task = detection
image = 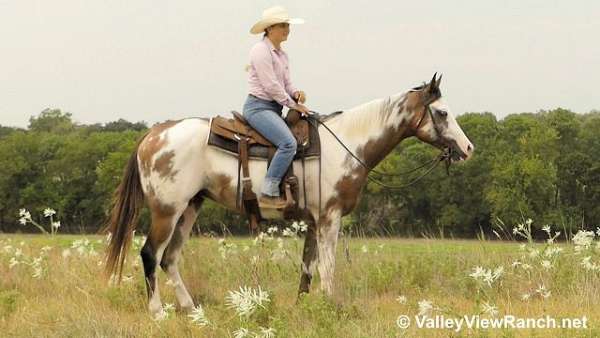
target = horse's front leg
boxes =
[298,218,318,295]
[317,209,342,296]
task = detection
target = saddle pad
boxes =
[207,118,321,160]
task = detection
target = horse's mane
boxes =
[322,91,407,129]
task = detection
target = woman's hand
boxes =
[295,103,311,117]
[293,91,306,104]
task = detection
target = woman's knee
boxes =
[280,137,297,152]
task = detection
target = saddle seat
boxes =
[207,110,320,159]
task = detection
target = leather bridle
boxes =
[306,99,453,191]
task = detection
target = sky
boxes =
[1,0,599,128]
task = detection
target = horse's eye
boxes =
[438,110,448,117]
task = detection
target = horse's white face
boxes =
[411,75,474,161]
[424,98,474,161]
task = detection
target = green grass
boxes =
[1,233,599,337]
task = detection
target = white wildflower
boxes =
[541,260,552,270]
[282,228,295,237]
[528,249,539,258]
[9,257,20,268]
[541,225,551,234]
[188,304,210,327]
[521,293,531,301]
[225,286,270,318]
[258,327,276,338]
[544,246,563,257]
[396,295,407,304]
[536,284,551,299]
[18,209,32,220]
[481,302,498,317]
[519,244,526,251]
[417,299,433,316]
[51,221,61,229]
[41,246,52,252]
[572,230,595,252]
[361,245,368,253]
[163,303,175,313]
[233,328,250,338]
[581,256,600,271]
[470,266,485,279]
[291,221,308,233]
[267,226,278,234]
[32,266,43,278]
[43,208,56,217]
[469,265,503,287]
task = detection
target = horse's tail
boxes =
[103,133,148,281]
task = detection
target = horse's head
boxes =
[406,73,474,161]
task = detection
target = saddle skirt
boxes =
[207,110,321,159]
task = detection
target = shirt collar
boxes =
[263,37,283,54]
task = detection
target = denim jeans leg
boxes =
[243,99,297,197]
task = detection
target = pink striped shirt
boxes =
[247,37,299,109]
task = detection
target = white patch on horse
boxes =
[140,119,209,206]
[317,208,342,295]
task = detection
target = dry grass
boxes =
[0,234,599,337]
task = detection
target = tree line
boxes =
[1,107,599,237]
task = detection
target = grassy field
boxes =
[1,228,600,337]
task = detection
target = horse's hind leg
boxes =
[140,202,185,318]
[160,196,203,312]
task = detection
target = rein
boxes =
[306,103,452,190]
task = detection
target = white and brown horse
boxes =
[104,74,474,316]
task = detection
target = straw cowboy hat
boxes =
[250,6,304,34]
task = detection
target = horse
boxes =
[104,74,474,317]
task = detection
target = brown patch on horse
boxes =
[138,120,181,178]
[146,185,177,216]
[322,167,369,218]
[205,174,238,210]
[146,186,178,250]
[154,150,178,180]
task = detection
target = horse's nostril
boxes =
[467,144,473,152]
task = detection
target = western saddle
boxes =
[207,110,321,231]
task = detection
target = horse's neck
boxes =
[327,93,411,168]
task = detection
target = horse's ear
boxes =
[421,72,441,103]
[436,73,443,89]
[428,73,437,91]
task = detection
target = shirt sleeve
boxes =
[250,44,298,109]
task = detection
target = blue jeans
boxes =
[243,95,297,197]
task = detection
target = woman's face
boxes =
[267,23,290,43]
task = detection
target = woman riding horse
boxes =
[243,6,311,209]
